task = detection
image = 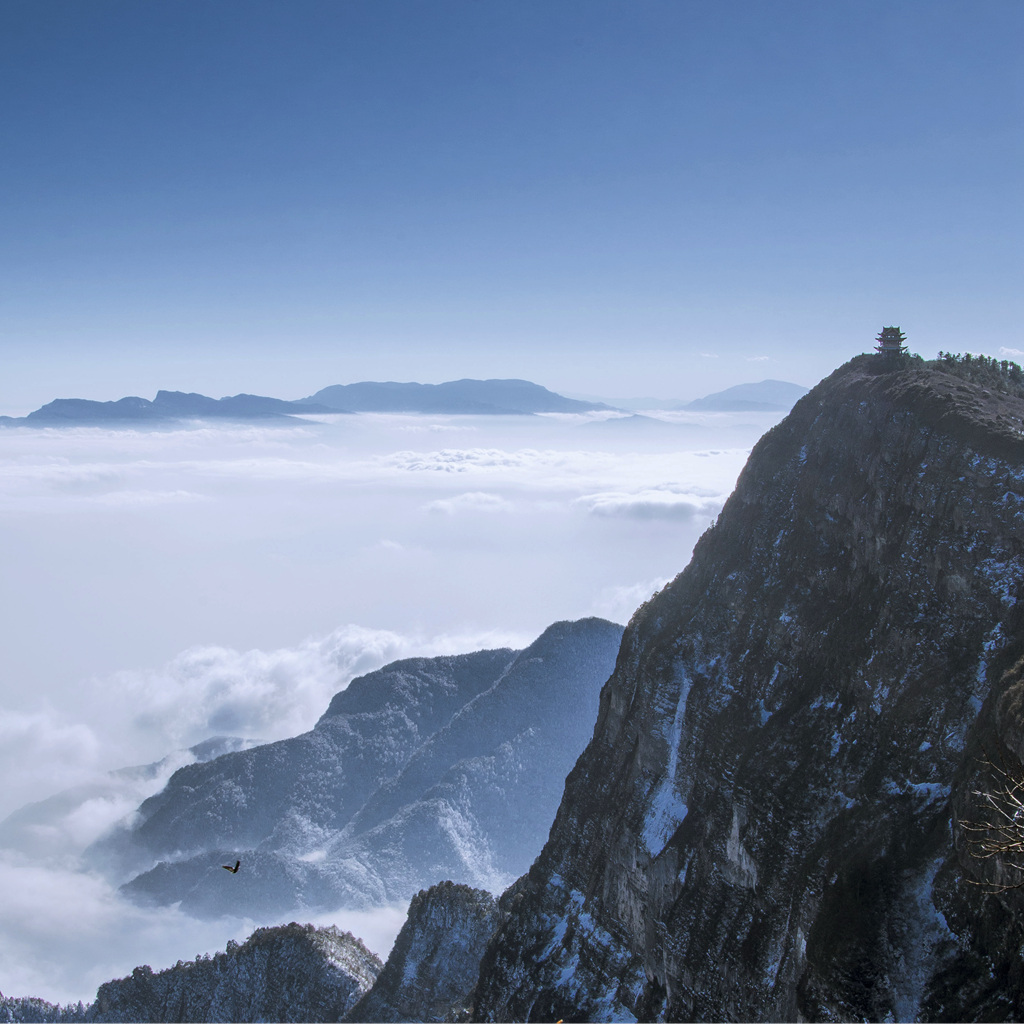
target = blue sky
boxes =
[1,1,1021,411]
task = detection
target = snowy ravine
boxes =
[464,356,1024,1021]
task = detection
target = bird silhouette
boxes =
[222,860,240,874]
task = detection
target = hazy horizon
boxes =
[3,2,1021,414]
[0,371,802,420]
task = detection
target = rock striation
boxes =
[345,882,501,1023]
[466,356,1024,1021]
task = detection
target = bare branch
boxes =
[960,747,1024,893]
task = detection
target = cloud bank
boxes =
[0,849,407,1006]
[0,408,777,1006]
[576,488,725,521]
[1,623,532,820]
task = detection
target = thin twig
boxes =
[961,747,1024,892]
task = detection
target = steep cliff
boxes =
[346,882,501,1023]
[470,356,1024,1022]
[85,923,380,1023]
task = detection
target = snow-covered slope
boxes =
[93,619,622,918]
[0,923,379,1024]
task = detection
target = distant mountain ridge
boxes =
[0,379,615,425]
[564,378,808,412]
[682,378,809,411]
[5,391,333,425]
[298,378,613,415]
[1,377,808,425]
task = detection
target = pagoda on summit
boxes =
[875,325,907,358]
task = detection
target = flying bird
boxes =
[222,860,240,874]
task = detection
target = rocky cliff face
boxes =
[346,882,501,1023]
[93,618,623,918]
[85,923,379,1023]
[469,357,1024,1022]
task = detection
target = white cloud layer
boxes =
[0,848,407,1006]
[0,710,101,806]
[0,408,777,1006]
[109,624,531,755]
[424,491,514,514]
[0,623,532,820]
[575,488,724,520]
[0,413,767,815]
[0,620,518,1006]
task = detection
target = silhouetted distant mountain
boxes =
[298,379,614,415]
[563,380,808,412]
[683,378,808,411]
[3,380,616,425]
[12,391,334,425]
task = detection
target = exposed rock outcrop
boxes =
[346,882,501,1022]
[467,356,1024,1021]
[86,923,380,1023]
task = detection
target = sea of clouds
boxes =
[0,406,782,1004]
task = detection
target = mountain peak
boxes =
[467,352,1024,1021]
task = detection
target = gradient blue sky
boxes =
[1,1,1021,412]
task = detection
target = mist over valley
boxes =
[0,381,784,1005]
